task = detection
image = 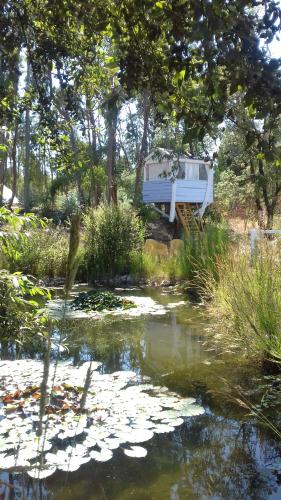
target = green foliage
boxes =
[178,225,231,287]
[138,203,161,223]
[0,270,50,341]
[71,290,135,312]
[207,243,281,363]
[84,203,145,279]
[130,224,230,290]
[217,96,281,228]
[56,190,80,218]
[1,227,69,279]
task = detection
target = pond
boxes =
[1,287,281,499]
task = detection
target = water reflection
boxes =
[1,290,281,499]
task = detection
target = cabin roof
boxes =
[145,148,208,164]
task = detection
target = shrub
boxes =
[56,190,80,218]
[0,270,50,341]
[2,227,69,279]
[207,242,281,363]
[84,203,145,279]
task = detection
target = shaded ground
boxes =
[146,218,179,243]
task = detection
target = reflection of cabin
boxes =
[142,150,214,232]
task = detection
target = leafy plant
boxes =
[1,227,69,279]
[0,270,50,341]
[71,290,136,312]
[84,203,144,279]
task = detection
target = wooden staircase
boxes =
[175,203,202,236]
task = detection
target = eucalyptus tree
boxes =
[218,100,281,228]
[1,0,281,209]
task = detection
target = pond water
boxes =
[1,287,281,499]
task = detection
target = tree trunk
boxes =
[266,207,274,230]
[87,99,98,206]
[133,91,150,208]
[0,129,7,206]
[24,61,31,211]
[106,104,118,204]
[7,121,19,209]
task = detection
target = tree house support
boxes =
[175,202,202,236]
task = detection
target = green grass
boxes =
[206,241,281,363]
[1,228,69,279]
[130,224,230,288]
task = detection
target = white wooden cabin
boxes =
[142,150,214,226]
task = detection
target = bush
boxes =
[207,242,281,363]
[56,190,80,218]
[84,203,145,279]
[0,270,50,341]
[2,227,69,279]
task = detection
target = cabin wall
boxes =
[175,180,208,203]
[143,179,210,204]
[143,180,172,203]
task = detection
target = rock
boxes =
[144,239,169,259]
[169,239,184,256]
[127,275,136,285]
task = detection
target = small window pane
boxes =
[199,163,208,181]
[177,162,185,179]
[186,163,199,180]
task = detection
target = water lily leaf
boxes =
[153,424,175,434]
[174,402,204,417]
[0,359,204,473]
[28,465,57,479]
[123,446,147,458]
[90,448,113,462]
[118,429,154,444]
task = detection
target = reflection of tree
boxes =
[0,472,49,499]
[54,316,147,374]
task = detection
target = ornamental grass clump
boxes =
[179,224,231,287]
[84,203,144,280]
[207,241,281,363]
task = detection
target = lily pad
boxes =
[123,446,147,458]
[0,359,204,478]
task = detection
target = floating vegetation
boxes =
[47,295,171,320]
[71,290,136,312]
[0,360,204,479]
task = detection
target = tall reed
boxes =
[206,241,281,363]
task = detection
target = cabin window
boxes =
[199,163,208,181]
[185,163,199,180]
[177,162,185,179]
[145,166,149,181]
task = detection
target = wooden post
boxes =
[169,181,176,222]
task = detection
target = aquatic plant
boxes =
[71,290,136,312]
[0,359,204,479]
[48,294,171,320]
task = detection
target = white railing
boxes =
[249,229,281,257]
